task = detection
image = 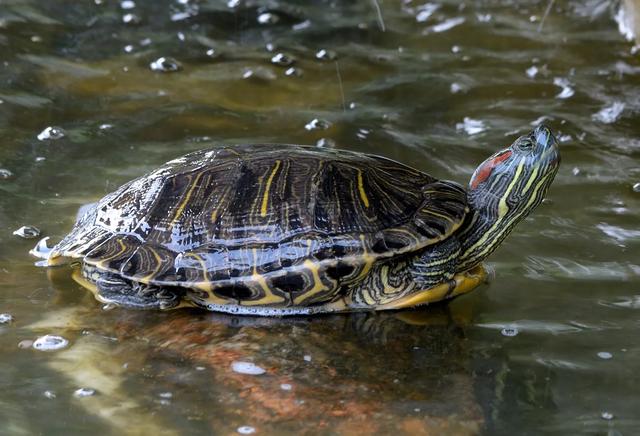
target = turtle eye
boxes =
[518,138,534,151]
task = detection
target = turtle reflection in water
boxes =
[27,293,483,434]
[33,125,560,314]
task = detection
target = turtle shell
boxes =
[50,145,468,307]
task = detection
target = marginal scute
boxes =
[53,144,469,307]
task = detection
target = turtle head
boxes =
[458,124,560,270]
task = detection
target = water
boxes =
[1,0,639,434]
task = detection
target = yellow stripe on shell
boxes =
[93,238,129,269]
[171,171,205,226]
[293,260,329,304]
[355,234,376,280]
[243,248,285,305]
[260,160,281,217]
[356,169,370,208]
[137,246,164,284]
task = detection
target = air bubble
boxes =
[597,351,613,360]
[271,53,294,66]
[284,67,302,77]
[356,128,371,140]
[456,117,486,136]
[553,77,574,99]
[593,102,625,124]
[231,361,266,375]
[37,126,66,141]
[74,388,96,398]
[43,390,56,399]
[305,118,331,131]
[280,383,292,391]
[0,313,13,324]
[450,82,464,93]
[13,226,41,239]
[120,0,135,9]
[237,426,256,435]
[316,138,335,148]
[242,68,276,81]
[601,411,614,420]
[257,12,279,25]
[122,13,141,24]
[33,335,69,351]
[150,57,182,72]
[0,169,14,180]
[631,182,640,193]
[315,49,336,61]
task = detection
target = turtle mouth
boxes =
[533,124,560,166]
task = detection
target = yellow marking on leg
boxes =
[377,265,487,310]
[356,169,370,208]
[260,160,281,217]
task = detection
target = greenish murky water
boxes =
[1,0,640,434]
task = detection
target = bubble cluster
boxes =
[501,327,519,337]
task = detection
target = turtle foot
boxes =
[95,275,182,310]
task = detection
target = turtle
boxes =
[33,124,560,316]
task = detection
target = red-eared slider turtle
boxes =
[34,125,560,315]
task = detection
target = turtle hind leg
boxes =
[94,273,183,310]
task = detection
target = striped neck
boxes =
[456,194,520,272]
[456,125,560,271]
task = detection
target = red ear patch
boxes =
[470,150,512,189]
